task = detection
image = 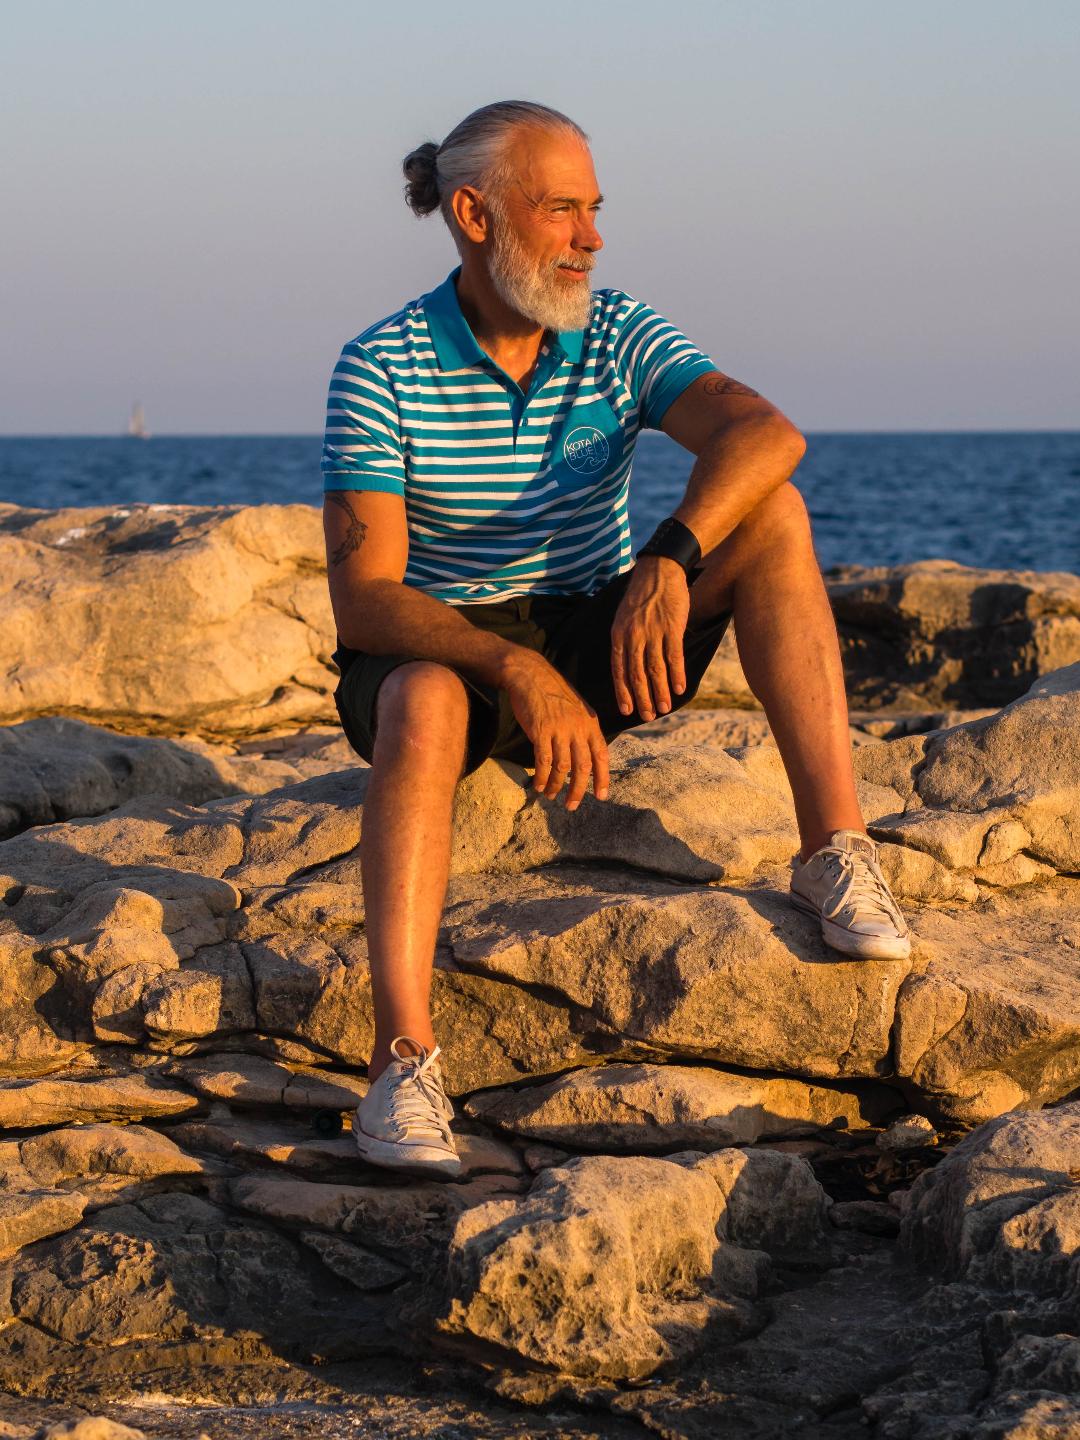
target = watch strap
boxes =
[636,516,703,574]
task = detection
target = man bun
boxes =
[402,142,441,217]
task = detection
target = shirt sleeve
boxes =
[320,340,407,495]
[613,295,719,431]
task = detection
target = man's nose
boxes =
[575,215,603,253]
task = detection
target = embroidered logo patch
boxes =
[562,425,611,475]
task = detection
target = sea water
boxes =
[1,431,1077,573]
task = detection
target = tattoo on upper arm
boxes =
[703,373,761,399]
[326,491,369,567]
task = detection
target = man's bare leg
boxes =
[361,661,469,1080]
[687,481,865,861]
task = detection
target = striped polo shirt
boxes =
[321,264,718,604]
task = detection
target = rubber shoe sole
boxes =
[352,1120,463,1179]
[790,891,912,961]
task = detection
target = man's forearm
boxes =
[333,577,530,689]
[672,414,806,555]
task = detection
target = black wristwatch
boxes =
[636,516,703,579]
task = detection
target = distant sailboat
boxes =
[127,401,151,439]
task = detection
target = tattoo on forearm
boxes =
[326,491,369,566]
[703,373,761,399]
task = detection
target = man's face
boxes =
[485,129,604,335]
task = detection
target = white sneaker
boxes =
[790,829,911,961]
[353,1036,462,1178]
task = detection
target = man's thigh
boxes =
[332,647,504,776]
[491,571,733,763]
[332,598,543,777]
[331,574,732,777]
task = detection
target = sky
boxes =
[2,0,1078,434]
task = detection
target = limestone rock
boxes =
[438,1155,753,1379]
[966,1394,1080,1439]
[36,1421,152,1440]
[488,738,799,883]
[0,1191,395,1374]
[633,706,874,750]
[0,932,88,1078]
[992,1334,1080,1412]
[0,502,338,735]
[13,1122,209,1189]
[3,504,1075,738]
[0,1190,88,1259]
[852,707,999,740]
[174,724,363,792]
[465,1062,902,1150]
[683,1145,832,1254]
[202,769,366,889]
[901,1101,1080,1296]
[139,943,256,1043]
[828,1199,900,1236]
[0,1073,200,1130]
[877,1114,938,1153]
[240,925,593,1094]
[166,1113,356,1172]
[632,708,775,748]
[859,667,1080,904]
[914,665,1080,874]
[522,1143,572,1173]
[450,863,1080,1123]
[437,1149,827,1379]
[875,841,979,904]
[0,780,597,1089]
[0,716,362,841]
[453,1132,528,1177]
[167,1112,520,1180]
[851,733,929,805]
[894,878,1080,1122]
[0,718,235,840]
[3,682,1079,1122]
[229,1173,521,1268]
[163,1052,370,1111]
[827,559,1080,709]
[296,1230,408,1291]
[696,628,754,705]
[445,866,909,1079]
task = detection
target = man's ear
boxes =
[450,184,491,244]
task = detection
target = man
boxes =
[321,100,908,1179]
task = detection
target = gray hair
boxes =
[402,100,590,254]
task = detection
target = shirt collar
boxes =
[424,264,585,371]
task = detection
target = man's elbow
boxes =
[729,407,806,468]
[766,410,807,466]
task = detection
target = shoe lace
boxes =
[384,1040,453,1143]
[821,849,907,931]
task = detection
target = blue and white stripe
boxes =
[321,263,717,604]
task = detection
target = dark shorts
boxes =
[331,569,732,777]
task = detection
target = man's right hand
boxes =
[501,652,610,811]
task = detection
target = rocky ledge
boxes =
[2,502,1078,735]
[0,504,1077,1439]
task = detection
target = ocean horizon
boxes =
[2,430,1078,574]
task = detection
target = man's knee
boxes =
[373,661,470,764]
[742,481,813,547]
[718,482,815,579]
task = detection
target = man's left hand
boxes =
[610,557,691,721]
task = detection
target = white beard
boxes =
[486,201,595,335]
